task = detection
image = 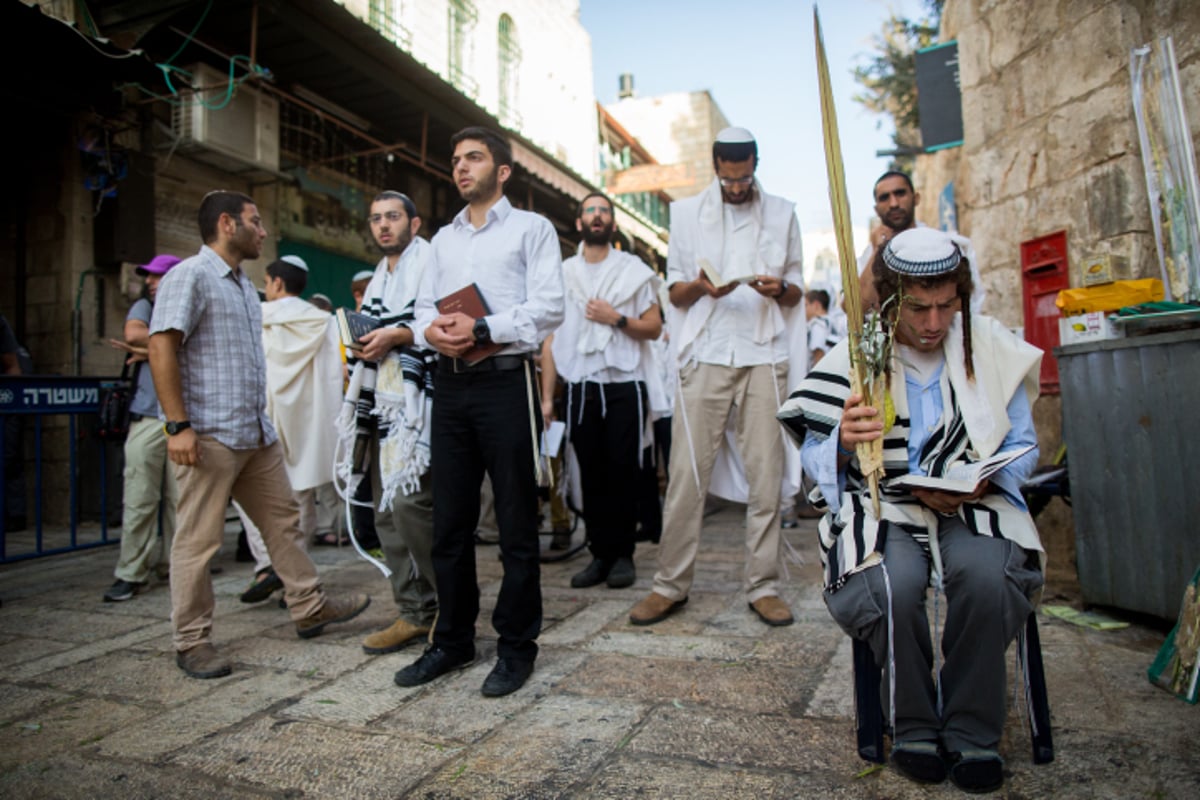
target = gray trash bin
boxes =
[1057,327,1200,621]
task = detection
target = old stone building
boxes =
[913,0,1199,578]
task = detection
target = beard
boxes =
[460,165,499,203]
[376,226,413,256]
[580,220,614,245]
[720,184,755,206]
[230,220,262,261]
[883,206,915,231]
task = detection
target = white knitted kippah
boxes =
[882,227,961,276]
[281,254,309,271]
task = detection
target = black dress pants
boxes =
[567,380,646,562]
[430,364,542,662]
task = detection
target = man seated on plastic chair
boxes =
[778,228,1045,794]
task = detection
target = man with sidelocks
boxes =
[778,227,1043,794]
[399,127,563,697]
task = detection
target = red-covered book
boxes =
[436,282,503,366]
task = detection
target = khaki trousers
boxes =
[653,362,787,602]
[171,438,323,651]
[114,417,177,583]
[370,433,437,627]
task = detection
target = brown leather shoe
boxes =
[749,595,794,627]
[296,592,370,639]
[362,618,431,655]
[629,592,687,626]
[176,642,232,679]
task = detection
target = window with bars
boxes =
[498,14,522,127]
[368,0,412,49]
[448,0,479,96]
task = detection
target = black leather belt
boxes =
[128,413,146,422]
[438,354,532,374]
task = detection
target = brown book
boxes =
[436,282,504,366]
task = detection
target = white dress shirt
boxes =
[689,203,804,367]
[413,196,564,355]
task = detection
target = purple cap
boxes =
[136,254,181,276]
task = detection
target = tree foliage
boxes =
[853,0,944,171]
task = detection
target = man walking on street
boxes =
[149,190,369,680]
[628,127,805,628]
[540,192,664,591]
[341,190,439,657]
[399,127,563,697]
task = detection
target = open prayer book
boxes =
[699,259,757,289]
[335,308,381,353]
[892,444,1036,493]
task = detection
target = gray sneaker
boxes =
[103,579,144,602]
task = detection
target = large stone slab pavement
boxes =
[1,503,1196,798]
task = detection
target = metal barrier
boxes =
[0,375,128,563]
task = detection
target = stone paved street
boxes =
[1,503,1197,799]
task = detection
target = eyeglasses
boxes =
[368,211,405,224]
[718,176,755,187]
[582,205,612,216]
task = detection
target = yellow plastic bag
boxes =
[1056,279,1164,315]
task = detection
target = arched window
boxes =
[498,14,522,127]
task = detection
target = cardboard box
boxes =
[1059,312,1122,346]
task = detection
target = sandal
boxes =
[313,531,350,547]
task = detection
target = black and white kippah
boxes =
[881,227,962,276]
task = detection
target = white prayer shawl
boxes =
[665,178,808,503]
[553,249,668,416]
[777,314,1045,590]
[335,239,433,510]
[262,296,342,491]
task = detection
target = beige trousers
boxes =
[114,417,177,583]
[171,438,323,651]
[652,362,787,602]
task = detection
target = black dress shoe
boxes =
[570,558,612,588]
[891,741,947,784]
[480,657,534,697]
[394,645,474,687]
[606,557,636,588]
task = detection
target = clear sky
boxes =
[579,0,933,271]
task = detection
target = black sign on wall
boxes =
[915,41,963,151]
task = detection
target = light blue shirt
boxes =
[801,361,1038,514]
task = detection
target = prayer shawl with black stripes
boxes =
[336,240,434,511]
[777,313,1044,591]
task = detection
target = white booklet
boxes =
[699,259,756,289]
[892,444,1035,493]
[540,420,566,458]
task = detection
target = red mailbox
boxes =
[1020,231,1069,393]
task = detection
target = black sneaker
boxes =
[480,657,534,697]
[103,579,144,602]
[570,558,612,588]
[394,645,474,687]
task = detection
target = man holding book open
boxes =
[777,227,1044,794]
[402,126,564,698]
[335,190,439,658]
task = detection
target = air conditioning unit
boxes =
[171,62,280,173]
